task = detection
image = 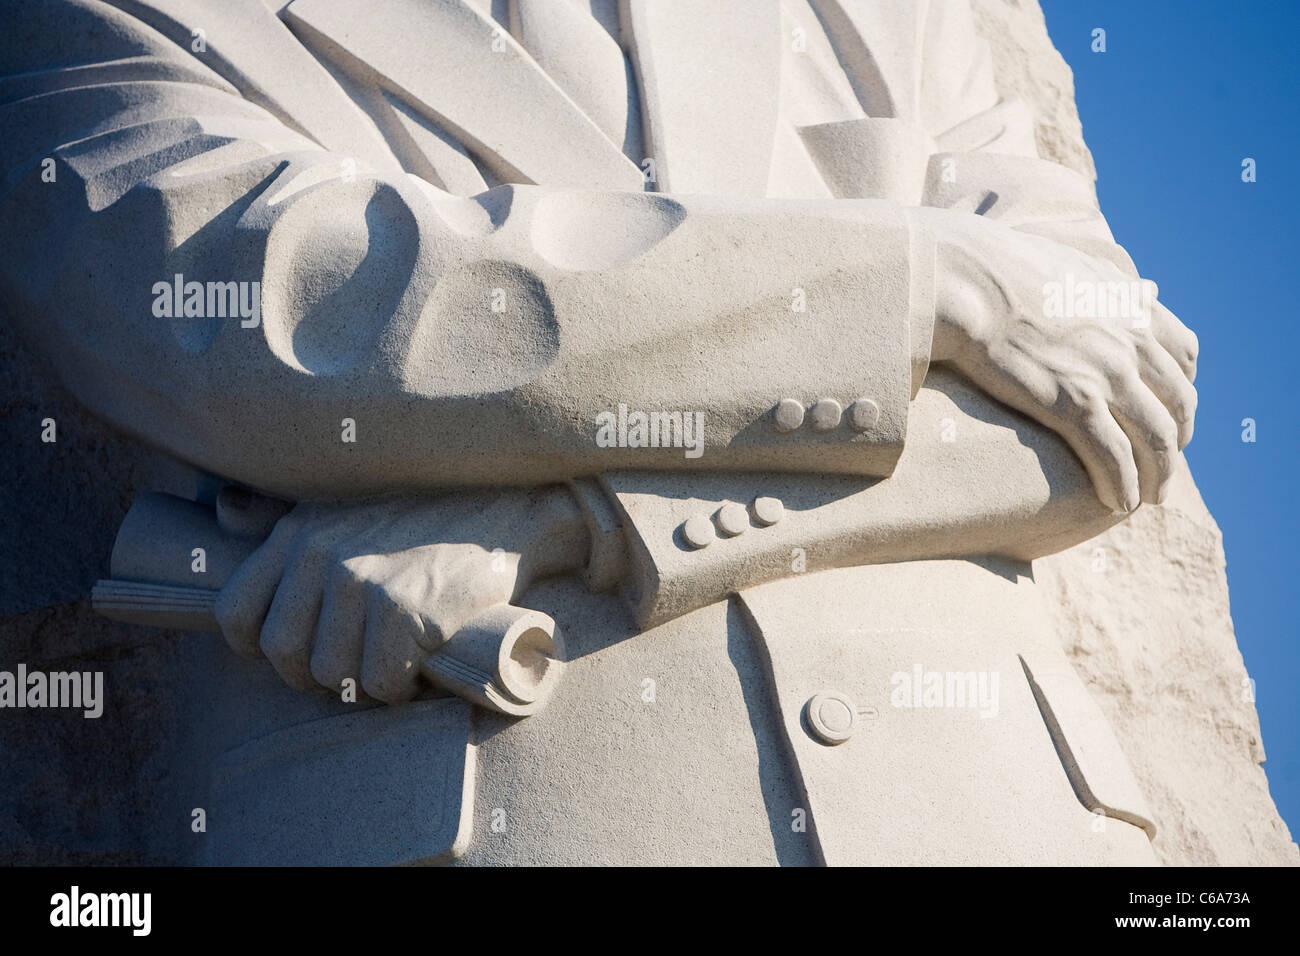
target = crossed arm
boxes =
[2,0,1197,701]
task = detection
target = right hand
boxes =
[930,215,1198,513]
[212,489,587,703]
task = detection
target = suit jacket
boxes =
[1,0,1162,863]
[0,0,1135,624]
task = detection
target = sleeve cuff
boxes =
[904,206,938,399]
[565,477,628,594]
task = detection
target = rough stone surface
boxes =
[971,0,1097,183]
[0,321,199,864]
[0,0,1292,865]
[970,0,1297,866]
[1037,465,1299,865]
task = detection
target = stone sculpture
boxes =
[2,0,1285,865]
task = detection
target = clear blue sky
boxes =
[1041,1,1299,837]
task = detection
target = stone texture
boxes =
[971,0,1098,183]
[969,0,1297,865]
[0,0,1291,866]
[0,322,201,864]
[1036,462,1299,865]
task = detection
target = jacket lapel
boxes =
[806,0,927,121]
[285,0,643,190]
[622,0,783,196]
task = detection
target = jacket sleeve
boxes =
[595,0,1131,627]
[0,0,937,500]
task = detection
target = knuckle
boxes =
[259,630,288,664]
[1055,377,1102,419]
[1149,420,1178,454]
[308,655,329,688]
[1078,397,1114,437]
[329,560,365,597]
[1124,417,1175,459]
[258,615,297,663]
[364,578,395,613]
[213,594,260,657]
[343,553,381,584]
[377,578,422,625]
[360,668,408,704]
[212,588,240,633]
[1126,396,1177,453]
[309,649,347,690]
[299,537,331,566]
[271,510,310,544]
[1131,325,1159,350]
[1171,386,1197,427]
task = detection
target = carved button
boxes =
[751,496,784,526]
[848,398,881,432]
[682,514,716,550]
[805,692,857,746]
[808,398,842,432]
[715,502,749,537]
[773,398,805,432]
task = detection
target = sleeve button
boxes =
[715,502,749,536]
[808,398,842,431]
[773,398,806,432]
[682,514,716,549]
[848,398,881,431]
[751,496,784,526]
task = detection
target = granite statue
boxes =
[1,0,1210,865]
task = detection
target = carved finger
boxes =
[1149,301,1198,383]
[1136,335,1198,448]
[309,563,368,694]
[360,584,426,703]
[259,545,332,691]
[1109,376,1180,505]
[951,348,1137,513]
[1055,399,1141,514]
[212,507,310,659]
